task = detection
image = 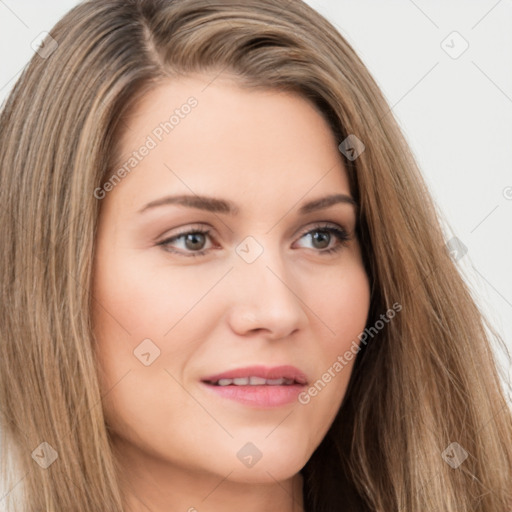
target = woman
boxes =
[0,0,511,511]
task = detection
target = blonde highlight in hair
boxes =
[1,0,511,510]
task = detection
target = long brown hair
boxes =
[1,0,511,510]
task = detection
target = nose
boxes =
[225,248,309,339]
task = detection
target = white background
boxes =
[1,0,511,392]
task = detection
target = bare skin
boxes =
[91,73,371,512]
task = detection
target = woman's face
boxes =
[92,74,370,490]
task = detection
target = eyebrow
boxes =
[137,193,357,215]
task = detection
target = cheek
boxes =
[90,249,230,403]
[90,253,217,440]
[312,258,371,342]
[298,259,370,421]
[92,250,219,341]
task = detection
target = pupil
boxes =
[313,231,330,249]
[185,233,205,250]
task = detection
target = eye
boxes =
[157,222,351,258]
[294,223,351,254]
[157,226,214,257]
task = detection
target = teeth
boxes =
[266,378,285,385]
[249,376,267,385]
[212,376,296,386]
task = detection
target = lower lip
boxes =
[201,382,305,408]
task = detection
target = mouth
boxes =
[203,376,304,386]
[201,364,308,386]
[200,365,308,408]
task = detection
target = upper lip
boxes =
[201,365,308,385]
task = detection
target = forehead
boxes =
[108,73,351,212]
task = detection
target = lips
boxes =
[201,365,308,386]
[200,364,308,408]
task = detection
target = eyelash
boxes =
[157,222,351,258]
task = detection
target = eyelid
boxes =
[157,223,214,242]
[294,221,350,240]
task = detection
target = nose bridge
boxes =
[236,235,290,294]
[227,237,308,336]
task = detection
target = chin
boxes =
[219,447,309,484]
